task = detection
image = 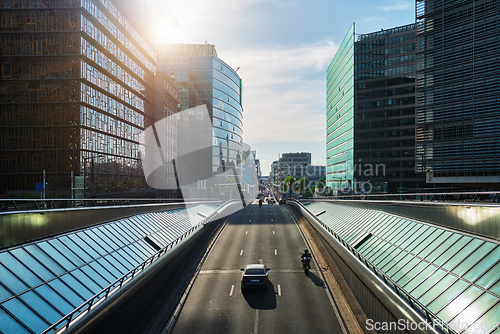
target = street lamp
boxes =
[82,154,103,198]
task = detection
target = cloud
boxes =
[221,41,337,147]
[382,1,411,11]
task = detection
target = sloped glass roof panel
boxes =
[403,264,436,291]
[426,279,469,312]
[2,297,49,334]
[451,292,498,332]
[463,247,500,283]
[0,252,42,288]
[47,279,85,307]
[19,291,64,324]
[34,285,74,315]
[437,285,483,322]
[0,308,31,334]
[0,264,29,294]
[393,257,422,283]
[452,242,496,276]
[462,301,500,334]
[59,273,94,300]
[433,236,472,266]
[425,233,461,261]
[489,279,500,296]
[441,239,483,271]
[9,248,54,282]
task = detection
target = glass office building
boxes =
[326,24,355,193]
[416,0,500,186]
[157,44,244,199]
[0,0,160,197]
[327,23,418,194]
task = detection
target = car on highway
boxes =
[241,264,270,290]
[279,199,286,205]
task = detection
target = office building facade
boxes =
[0,0,163,197]
[416,0,500,186]
[327,23,418,194]
[157,44,244,199]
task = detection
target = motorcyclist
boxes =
[259,199,262,207]
[301,248,312,269]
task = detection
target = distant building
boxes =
[0,0,169,197]
[416,0,500,187]
[279,152,311,183]
[326,23,418,194]
[156,44,244,199]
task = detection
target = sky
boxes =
[160,0,415,175]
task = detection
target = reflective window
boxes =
[463,247,500,283]
[19,291,63,323]
[25,245,65,275]
[0,264,29,294]
[436,285,482,322]
[9,249,53,281]
[37,242,76,271]
[34,285,74,314]
[47,279,85,308]
[0,308,31,334]
[0,253,42,287]
[462,301,500,334]
[451,242,496,276]
[2,297,49,334]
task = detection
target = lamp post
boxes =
[82,154,103,198]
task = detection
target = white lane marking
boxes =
[275,249,277,256]
[278,284,281,296]
[246,231,248,235]
[254,309,259,334]
[240,250,243,256]
[273,231,275,234]
[229,285,235,296]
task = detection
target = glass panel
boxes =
[415,271,453,301]
[379,250,408,271]
[416,230,451,258]
[25,245,65,275]
[400,226,429,249]
[80,265,108,289]
[59,236,93,263]
[0,252,42,287]
[117,249,138,266]
[0,284,12,301]
[60,273,94,300]
[357,237,379,254]
[405,264,436,292]
[48,239,85,267]
[397,261,426,287]
[117,221,141,240]
[107,224,133,244]
[74,232,106,256]
[34,285,74,314]
[97,258,121,279]
[0,264,28,294]
[0,308,31,334]
[462,301,500,334]
[105,255,127,274]
[441,239,483,271]
[426,280,469,311]
[89,262,116,283]
[367,243,394,263]
[2,297,49,333]
[452,242,496,276]
[464,247,500,282]
[89,230,116,251]
[476,262,500,289]
[19,291,63,323]
[406,227,437,254]
[425,233,461,261]
[37,242,76,271]
[449,292,497,329]
[69,270,102,295]
[10,249,55,281]
[437,285,483,322]
[387,253,415,278]
[433,236,472,266]
[98,226,125,247]
[489,279,500,296]
[393,223,421,247]
[47,279,85,308]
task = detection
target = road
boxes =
[170,202,346,334]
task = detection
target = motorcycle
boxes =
[259,199,262,207]
[300,253,311,275]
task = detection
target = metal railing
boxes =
[0,198,219,213]
[314,191,500,203]
[40,206,222,334]
[296,200,471,334]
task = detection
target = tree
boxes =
[297,177,313,198]
[316,178,326,193]
[282,176,295,195]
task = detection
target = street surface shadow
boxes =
[306,272,326,288]
[242,282,277,310]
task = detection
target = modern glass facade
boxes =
[354,24,418,194]
[0,204,218,333]
[306,201,500,334]
[326,24,355,193]
[157,44,244,199]
[0,0,159,197]
[416,0,500,185]
[327,23,418,194]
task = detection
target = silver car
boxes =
[241,264,270,290]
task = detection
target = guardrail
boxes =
[292,200,455,334]
[315,191,500,203]
[40,204,223,334]
[0,198,219,213]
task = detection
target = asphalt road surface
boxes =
[170,202,346,334]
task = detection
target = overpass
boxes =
[0,196,499,334]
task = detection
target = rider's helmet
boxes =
[304,248,309,253]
